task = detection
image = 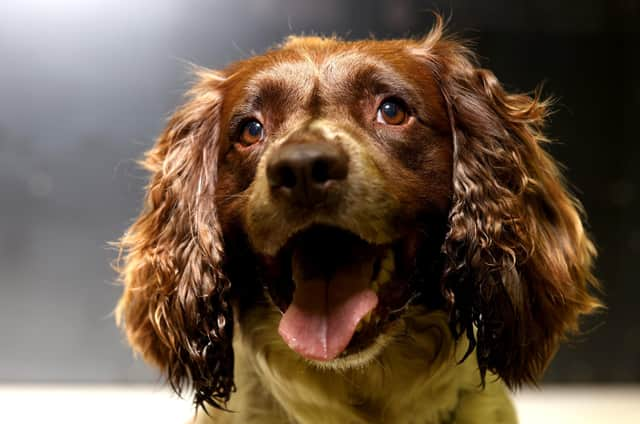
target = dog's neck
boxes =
[215,305,480,424]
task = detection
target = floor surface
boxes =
[0,385,637,423]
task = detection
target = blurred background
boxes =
[1,0,638,421]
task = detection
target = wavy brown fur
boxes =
[115,70,235,408]
[416,17,600,387]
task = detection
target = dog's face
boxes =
[117,20,599,409]
[216,39,453,363]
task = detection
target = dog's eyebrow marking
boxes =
[248,60,318,107]
[321,52,423,106]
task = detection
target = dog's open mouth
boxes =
[263,225,415,362]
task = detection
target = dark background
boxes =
[0,0,638,384]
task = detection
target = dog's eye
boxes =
[240,120,264,145]
[376,99,408,125]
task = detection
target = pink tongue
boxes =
[278,249,378,361]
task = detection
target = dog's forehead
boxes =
[243,47,418,104]
[253,50,389,82]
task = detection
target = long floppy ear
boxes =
[416,19,600,387]
[115,69,234,408]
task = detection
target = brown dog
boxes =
[116,17,599,423]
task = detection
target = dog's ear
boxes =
[115,69,234,408]
[415,18,600,387]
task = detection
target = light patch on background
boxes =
[0,385,638,423]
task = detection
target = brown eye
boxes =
[376,99,407,125]
[240,119,264,145]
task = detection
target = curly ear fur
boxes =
[417,19,600,387]
[115,70,235,408]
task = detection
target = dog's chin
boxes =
[259,224,420,368]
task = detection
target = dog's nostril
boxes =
[311,158,330,184]
[267,160,299,189]
[279,165,297,189]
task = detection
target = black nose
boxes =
[266,142,349,206]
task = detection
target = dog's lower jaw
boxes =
[193,305,518,424]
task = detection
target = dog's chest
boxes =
[233,309,467,424]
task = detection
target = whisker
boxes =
[389,292,421,314]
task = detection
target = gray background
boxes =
[0,0,637,384]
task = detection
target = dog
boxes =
[116,17,599,423]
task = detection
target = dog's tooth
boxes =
[371,279,379,292]
[382,249,395,272]
[378,269,392,285]
[356,321,363,332]
[362,311,372,323]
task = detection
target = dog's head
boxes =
[116,18,599,408]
